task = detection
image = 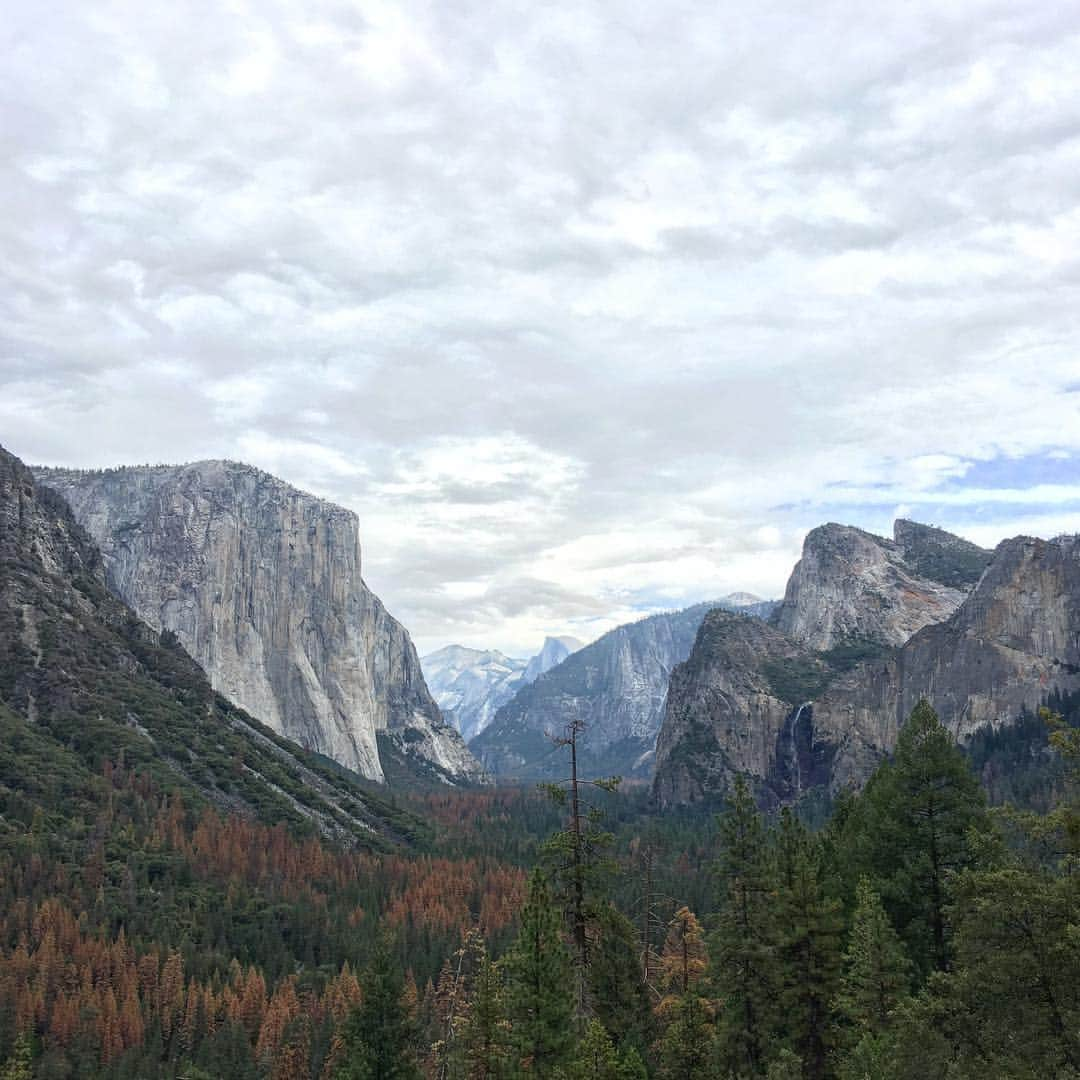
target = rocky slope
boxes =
[35,461,482,787]
[0,445,425,847]
[655,528,1080,807]
[422,636,582,742]
[471,603,719,780]
[770,520,991,651]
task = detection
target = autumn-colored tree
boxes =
[659,908,707,997]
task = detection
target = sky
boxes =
[3,0,1080,656]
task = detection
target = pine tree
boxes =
[562,1019,647,1080]
[541,717,620,1016]
[659,908,706,997]
[710,776,777,1077]
[774,827,844,1080]
[0,1033,32,1080]
[835,877,911,1035]
[848,700,988,976]
[459,956,509,1080]
[654,993,716,1080]
[335,936,420,1080]
[587,906,653,1056]
[503,870,576,1077]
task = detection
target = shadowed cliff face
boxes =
[471,603,717,781]
[35,462,482,786]
[770,520,992,651]
[655,529,1079,808]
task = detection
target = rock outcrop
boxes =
[1,445,424,845]
[652,610,830,807]
[471,603,718,780]
[812,533,1080,790]
[35,461,482,786]
[770,521,991,651]
[422,646,528,743]
[654,528,1080,807]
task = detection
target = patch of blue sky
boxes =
[937,451,1076,493]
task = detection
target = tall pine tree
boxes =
[840,700,988,976]
[336,936,421,1080]
[709,776,777,1077]
[503,870,576,1077]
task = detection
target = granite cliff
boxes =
[770,520,991,650]
[35,461,482,786]
[1,445,425,845]
[471,602,719,780]
[422,636,582,742]
[654,526,1080,807]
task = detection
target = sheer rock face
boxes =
[654,531,1079,807]
[35,461,482,785]
[652,611,827,808]
[472,603,716,780]
[770,521,991,651]
[813,533,1080,791]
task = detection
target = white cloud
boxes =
[2,0,1080,653]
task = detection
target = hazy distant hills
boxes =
[421,636,582,742]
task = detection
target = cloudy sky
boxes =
[3,0,1080,655]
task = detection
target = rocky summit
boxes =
[770,520,991,651]
[35,461,483,787]
[654,522,1080,807]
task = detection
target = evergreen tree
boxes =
[459,956,510,1080]
[541,718,621,1017]
[561,1020,647,1080]
[588,906,653,1056]
[0,1034,32,1080]
[775,829,843,1080]
[659,907,707,997]
[654,993,717,1080]
[503,870,576,1077]
[336,936,421,1080]
[710,776,777,1077]
[835,877,911,1035]
[841,700,988,976]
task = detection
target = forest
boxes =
[0,696,1077,1079]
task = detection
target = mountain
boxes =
[34,461,482,787]
[470,603,719,780]
[522,635,583,682]
[422,636,584,742]
[422,645,528,742]
[717,591,779,620]
[769,520,992,651]
[652,609,827,807]
[0,444,424,848]
[654,524,1080,808]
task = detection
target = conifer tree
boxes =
[843,700,988,976]
[654,993,716,1080]
[775,828,844,1080]
[459,955,509,1080]
[659,907,706,997]
[835,877,911,1035]
[588,906,653,1056]
[503,870,576,1077]
[562,1019,647,1080]
[336,936,420,1080]
[541,717,620,1016]
[709,776,777,1077]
